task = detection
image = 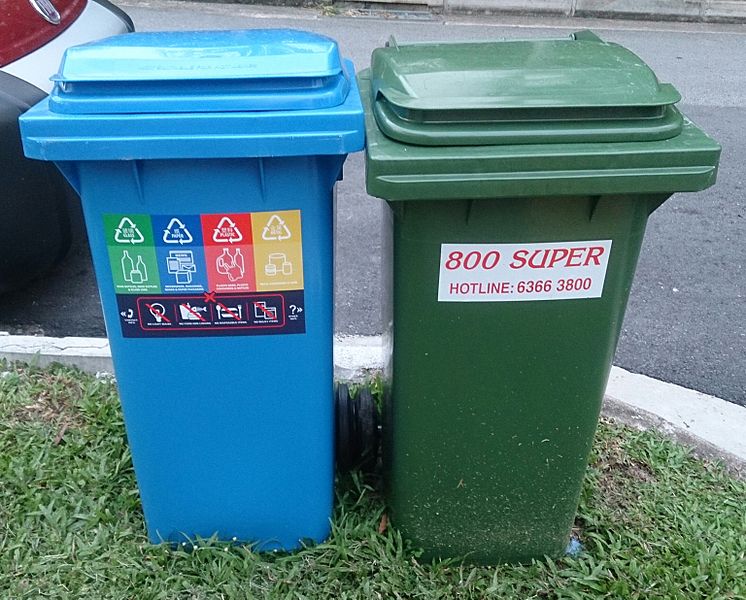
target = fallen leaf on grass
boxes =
[54,422,69,446]
[378,514,388,534]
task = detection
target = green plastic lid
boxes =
[370,31,684,146]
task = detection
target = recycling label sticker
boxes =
[104,210,305,338]
[437,241,612,302]
[104,214,160,294]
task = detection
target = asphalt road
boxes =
[1,1,744,405]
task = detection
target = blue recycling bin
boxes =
[20,29,364,548]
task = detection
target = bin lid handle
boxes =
[572,30,604,42]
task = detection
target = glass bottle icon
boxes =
[122,251,148,284]
[121,251,135,282]
[132,255,148,283]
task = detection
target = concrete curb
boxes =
[181,0,746,23]
[408,0,746,23]
[571,0,746,24]
[0,333,113,374]
[605,367,746,466]
[602,396,745,479]
[441,0,746,24]
[2,332,744,475]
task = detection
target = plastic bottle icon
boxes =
[217,248,231,267]
[233,248,244,277]
[216,248,245,282]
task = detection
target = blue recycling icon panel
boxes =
[152,214,204,247]
[155,246,209,293]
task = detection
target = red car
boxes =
[1,0,133,293]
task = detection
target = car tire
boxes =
[0,71,75,294]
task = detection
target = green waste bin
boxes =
[360,31,721,564]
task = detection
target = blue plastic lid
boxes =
[48,29,351,114]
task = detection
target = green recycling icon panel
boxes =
[104,213,156,246]
[108,246,161,294]
[104,210,306,337]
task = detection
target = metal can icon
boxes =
[265,252,292,277]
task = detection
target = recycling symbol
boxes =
[114,217,145,244]
[212,217,243,244]
[162,218,194,245]
[262,215,292,241]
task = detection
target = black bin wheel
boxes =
[335,383,379,473]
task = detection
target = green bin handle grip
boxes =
[572,30,604,42]
[386,31,600,49]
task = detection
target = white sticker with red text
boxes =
[438,240,612,302]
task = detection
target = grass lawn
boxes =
[1,361,744,599]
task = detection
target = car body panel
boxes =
[2,0,133,93]
[1,0,86,65]
[0,0,132,293]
